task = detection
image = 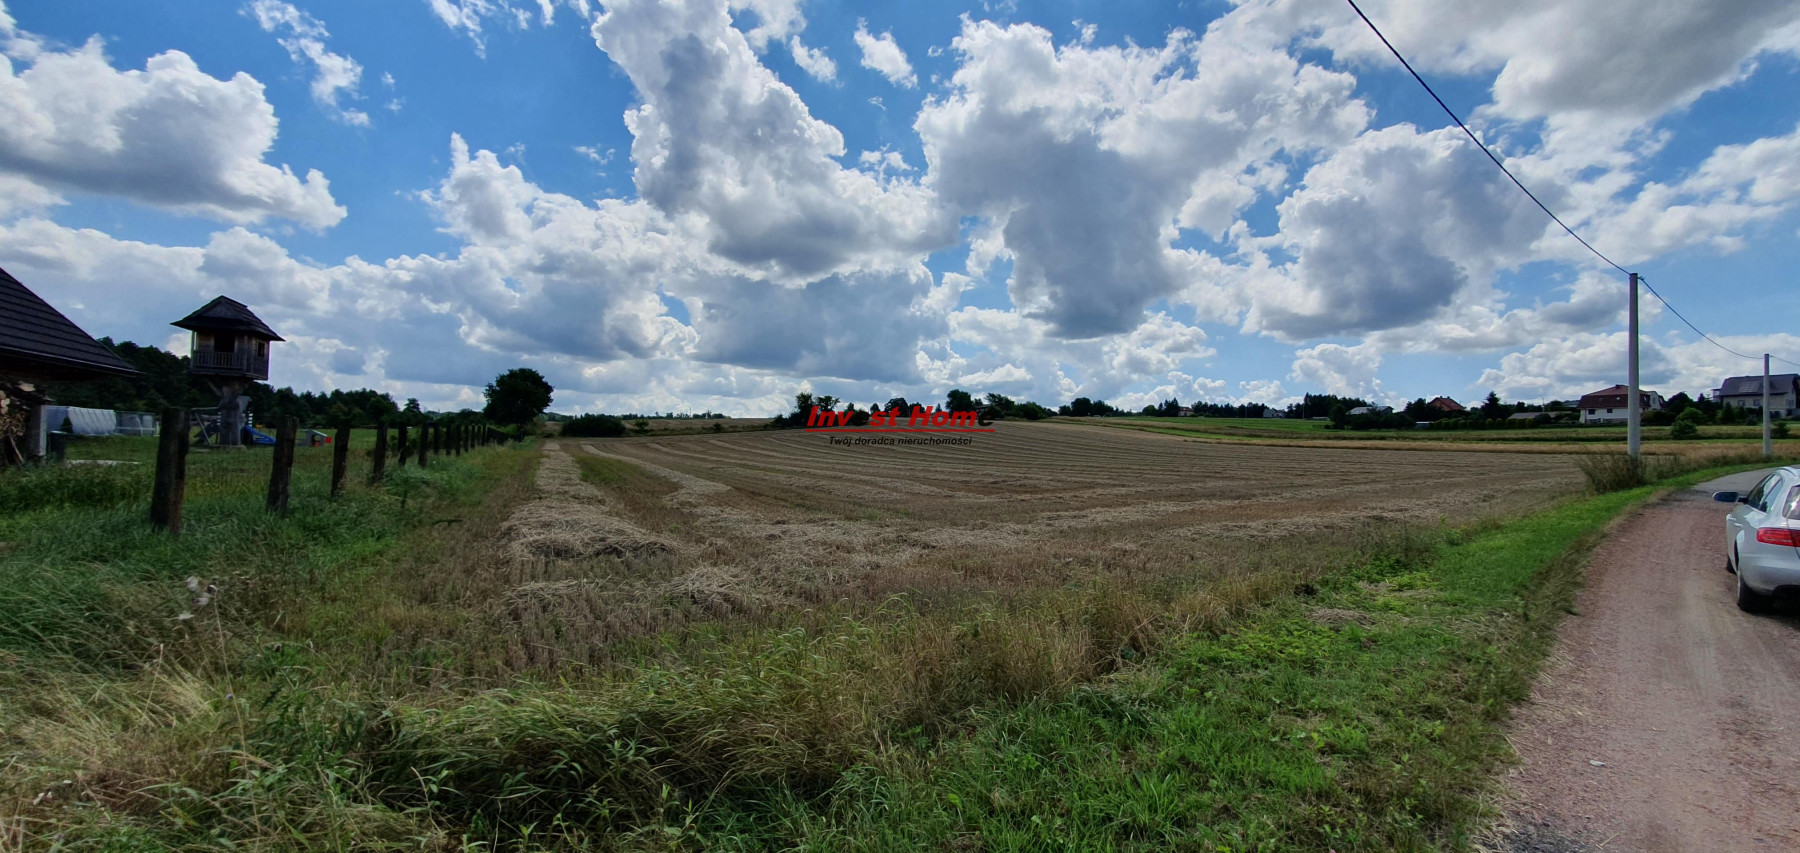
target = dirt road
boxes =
[1500,471,1800,852]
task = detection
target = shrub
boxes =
[1669,419,1698,440]
[1576,453,1647,493]
[1776,421,1791,439]
[560,414,626,438]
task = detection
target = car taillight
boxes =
[1755,527,1800,546]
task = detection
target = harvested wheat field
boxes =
[489,422,1584,659]
[5,429,1623,850]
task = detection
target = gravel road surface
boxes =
[1498,470,1800,852]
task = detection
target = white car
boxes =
[1717,466,1800,612]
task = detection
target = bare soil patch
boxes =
[577,421,1582,608]
[1496,487,1800,852]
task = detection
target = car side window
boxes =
[1783,485,1800,520]
[1743,475,1776,512]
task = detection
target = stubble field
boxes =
[5,422,1625,850]
[533,421,1586,636]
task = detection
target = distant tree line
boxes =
[45,339,554,431]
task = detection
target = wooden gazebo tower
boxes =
[173,296,282,447]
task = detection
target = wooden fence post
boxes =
[396,424,409,468]
[330,424,351,498]
[370,422,389,484]
[150,407,189,535]
[420,421,432,468]
[267,417,297,516]
[452,423,463,457]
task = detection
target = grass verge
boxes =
[0,447,1776,850]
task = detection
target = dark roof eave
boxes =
[0,345,139,379]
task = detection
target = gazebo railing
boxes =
[190,351,269,376]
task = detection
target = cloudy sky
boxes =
[4,0,1800,416]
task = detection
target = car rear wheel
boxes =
[1737,571,1770,613]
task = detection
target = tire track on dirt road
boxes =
[1499,471,1800,852]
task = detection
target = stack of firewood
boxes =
[0,377,45,465]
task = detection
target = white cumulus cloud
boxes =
[854,19,915,88]
[0,20,344,228]
[247,0,370,126]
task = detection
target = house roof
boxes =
[0,266,138,380]
[1577,385,1664,404]
[1717,374,1800,396]
[172,295,285,341]
[1427,396,1465,412]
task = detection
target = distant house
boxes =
[1347,406,1391,417]
[1713,374,1800,417]
[1261,409,1286,419]
[1576,384,1665,424]
[1507,412,1547,422]
[1427,396,1465,414]
[0,266,138,462]
[1177,406,1194,416]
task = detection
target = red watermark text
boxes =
[803,405,995,433]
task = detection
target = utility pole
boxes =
[1764,353,1774,459]
[1627,272,1641,459]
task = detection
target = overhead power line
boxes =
[1637,276,1760,362]
[1342,0,1800,369]
[1341,0,1629,277]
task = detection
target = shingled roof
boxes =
[172,295,285,341]
[1717,374,1800,397]
[0,266,137,380]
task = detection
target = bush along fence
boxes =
[147,411,514,535]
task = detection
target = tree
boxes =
[1670,418,1699,440]
[1664,391,1694,415]
[983,393,1015,418]
[483,368,554,426]
[1403,397,1436,423]
[945,389,976,411]
[1479,391,1508,420]
[1328,403,1350,429]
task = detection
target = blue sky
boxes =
[4,0,1800,415]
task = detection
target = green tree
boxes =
[945,389,976,411]
[1328,403,1350,428]
[483,368,554,426]
[1479,391,1509,420]
[1670,419,1699,440]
